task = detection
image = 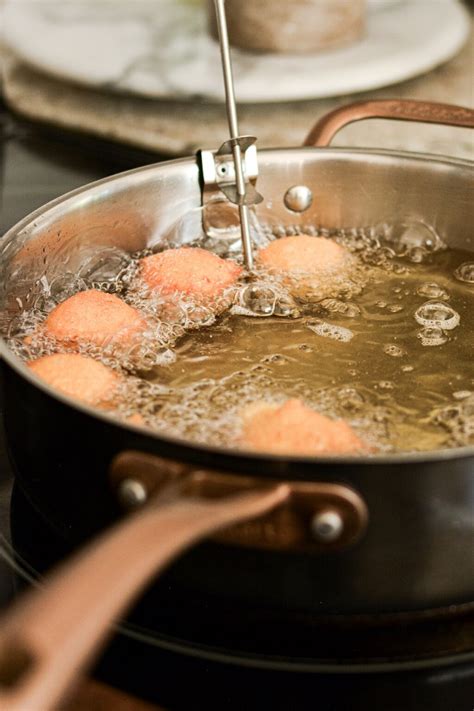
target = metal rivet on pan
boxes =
[117,479,148,509]
[284,185,313,213]
[311,509,344,542]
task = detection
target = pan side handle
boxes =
[0,481,290,711]
[303,100,474,147]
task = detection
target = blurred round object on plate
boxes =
[1,0,470,102]
[208,0,366,54]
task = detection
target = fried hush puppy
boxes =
[29,353,150,429]
[240,398,366,456]
[43,290,147,347]
[139,247,242,304]
[257,234,355,299]
[28,353,119,407]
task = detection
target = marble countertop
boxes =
[1,13,473,159]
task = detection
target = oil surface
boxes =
[5,224,474,454]
[144,247,474,453]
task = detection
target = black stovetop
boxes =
[1,101,474,710]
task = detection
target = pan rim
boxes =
[0,146,471,246]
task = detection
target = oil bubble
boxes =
[409,247,425,263]
[251,364,270,374]
[307,319,354,342]
[336,387,365,411]
[430,395,474,445]
[378,381,395,390]
[381,221,444,261]
[233,283,299,319]
[417,282,449,300]
[182,303,216,328]
[319,298,360,318]
[414,301,460,330]
[78,246,132,288]
[454,262,474,284]
[384,344,405,357]
[241,284,275,315]
[417,327,448,347]
[261,353,288,365]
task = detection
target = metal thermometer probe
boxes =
[213,0,254,270]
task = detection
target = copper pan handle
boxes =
[0,480,290,711]
[304,99,474,147]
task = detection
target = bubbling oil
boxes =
[5,224,474,454]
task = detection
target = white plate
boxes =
[1,0,470,103]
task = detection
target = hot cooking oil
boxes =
[146,247,474,453]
